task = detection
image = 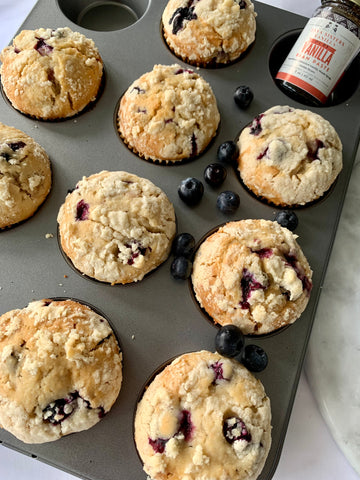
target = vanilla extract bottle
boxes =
[276,0,360,106]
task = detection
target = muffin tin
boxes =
[0,1,359,479]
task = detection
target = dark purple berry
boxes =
[307,139,325,160]
[169,5,197,34]
[190,133,197,157]
[8,141,26,151]
[275,210,299,231]
[170,256,192,280]
[0,153,10,162]
[217,141,239,165]
[215,325,245,358]
[75,199,89,221]
[204,163,227,188]
[283,253,312,295]
[172,233,195,258]
[43,392,79,425]
[249,114,264,136]
[223,417,251,444]
[217,191,240,214]
[251,248,273,259]
[210,360,229,383]
[178,177,204,206]
[238,0,247,8]
[178,409,193,441]
[149,437,167,453]
[34,38,53,56]
[234,85,254,109]
[240,268,266,309]
[241,344,268,372]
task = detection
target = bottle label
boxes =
[276,17,360,103]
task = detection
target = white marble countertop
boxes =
[0,1,359,479]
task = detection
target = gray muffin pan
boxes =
[0,1,359,479]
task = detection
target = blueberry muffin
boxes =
[0,299,122,444]
[237,105,343,206]
[134,350,271,480]
[0,123,51,229]
[191,219,313,335]
[117,64,220,163]
[0,27,103,120]
[162,0,257,66]
[57,170,176,284]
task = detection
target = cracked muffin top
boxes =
[236,105,343,206]
[191,219,313,335]
[134,350,271,480]
[0,27,103,120]
[117,64,220,164]
[0,123,51,229]
[0,299,122,444]
[57,170,176,284]
[162,0,257,66]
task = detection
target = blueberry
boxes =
[178,177,204,206]
[241,344,268,372]
[170,256,192,280]
[75,199,90,221]
[169,6,197,35]
[275,210,298,231]
[204,163,227,188]
[215,325,245,358]
[234,85,254,109]
[217,141,239,165]
[223,417,251,444]
[172,233,195,258]
[217,191,240,214]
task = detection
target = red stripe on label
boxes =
[276,72,327,103]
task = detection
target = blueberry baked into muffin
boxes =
[162,0,257,66]
[134,350,271,480]
[0,299,122,444]
[57,170,176,284]
[0,122,51,229]
[0,27,103,120]
[117,64,220,163]
[237,105,343,207]
[191,219,313,335]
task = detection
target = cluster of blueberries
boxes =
[170,86,299,373]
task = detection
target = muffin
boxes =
[0,27,103,120]
[57,170,176,284]
[0,123,51,229]
[237,105,343,206]
[134,350,271,480]
[117,64,220,163]
[162,0,257,66]
[0,299,122,444]
[191,219,313,335]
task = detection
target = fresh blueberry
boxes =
[170,256,192,280]
[241,344,268,372]
[217,141,239,165]
[234,85,254,109]
[217,191,240,214]
[275,210,299,231]
[178,177,204,206]
[215,325,245,358]
[204,163,227,188]
[172,233,195,258]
